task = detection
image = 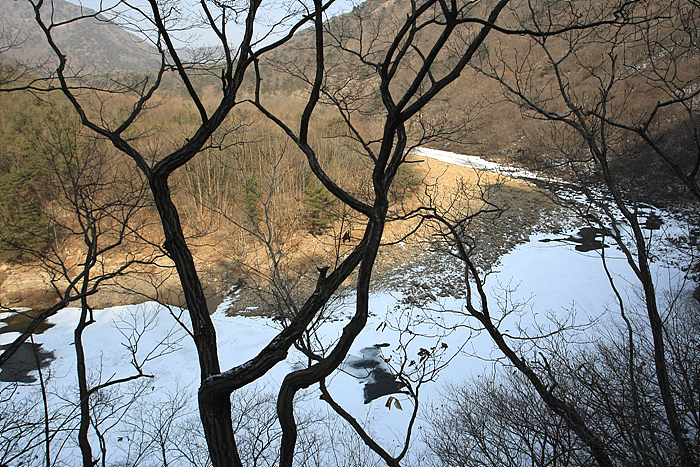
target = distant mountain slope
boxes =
[0,0,158,73]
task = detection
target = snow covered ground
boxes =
[411,147,541,180]
[1,206,693,465]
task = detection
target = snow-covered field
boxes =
[1,205,693,465]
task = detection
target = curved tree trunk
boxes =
[149,175,242,467]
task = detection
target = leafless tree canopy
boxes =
[0,0,698,466]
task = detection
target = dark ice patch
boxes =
[540,227,611,252]
[643,212,664,230]
[345,345,404,404]
[0,342,55,383]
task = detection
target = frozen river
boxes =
[1,149,692,465]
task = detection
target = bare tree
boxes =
[426,289,699,467]
[0,107,155,368]
[427,370,592,467]
[469,1,699,465]
[249,0,640,465]
[2,2,340,465]
[1,105,175,467]
[1,0,647,465]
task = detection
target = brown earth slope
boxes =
[0,156,559,315]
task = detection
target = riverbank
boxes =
[1,152,558,318]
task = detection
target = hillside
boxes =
[0,0,158,73]
[247,0,552,165]
[0,0,697,310]
[260,0,699,207]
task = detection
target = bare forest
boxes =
[0,0,698,466]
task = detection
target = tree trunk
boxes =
[75,296,94,467]
[149,175,241,467]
